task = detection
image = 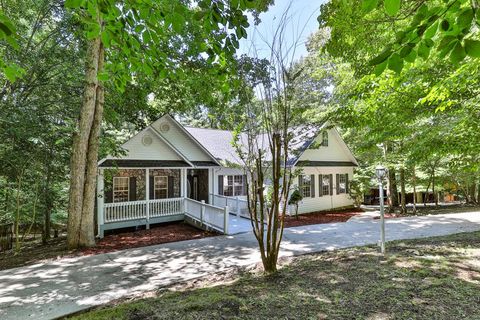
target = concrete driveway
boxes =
[1,210,480,320]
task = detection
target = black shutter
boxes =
[319,175,323,197]
[168,176,174,198]
[346,174,349,193]
[336,174,340,195]
[328,174,333,196]
[129,177,137,201]
[298,175,303,195]
[218,175,224,195]
[149,175,154,199]
[242,175,247,195]
[105,177,113,203]
[310,174,315,198]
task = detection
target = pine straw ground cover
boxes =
[71,231,480,320]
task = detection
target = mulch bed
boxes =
[82,222,218,255]
[284,208,363,228]
[0,222,218,271]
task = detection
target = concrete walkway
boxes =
[1,210,480,320]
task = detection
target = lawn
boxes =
[71,231,480,320]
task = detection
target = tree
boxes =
[64,0,273,249]
[319,0,480,76]
[0,0,83,250]
[288,189,303,220]
[232,9,308,273]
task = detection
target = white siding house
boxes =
[96,114,357,236]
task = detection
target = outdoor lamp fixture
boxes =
[375,165,387,255]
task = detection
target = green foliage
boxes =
[288,189,303,205]
[320,0,480,76]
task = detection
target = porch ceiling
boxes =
[99,159,191,168]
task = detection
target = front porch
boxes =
[96,166,250,237]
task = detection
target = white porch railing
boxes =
[104,197,184,223]
[211,193,249,218]
[104,200,148,223]
[185,198,228,234]
[149,198,184,218]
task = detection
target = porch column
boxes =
[97,169,105,238]
[180,168,187,198]
[208,168,214,205]
[209,168,214,204]
[146,168,150,229]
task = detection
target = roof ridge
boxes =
[183,126,234,133]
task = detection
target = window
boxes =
[113,177,129,202]
[154,176,168,199]
[223,175,245,196]
[338,174,348,194]
[321,131,328,147]
[300,175,311,198]
[320,174,332,196]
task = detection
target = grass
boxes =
[71,232,480,320]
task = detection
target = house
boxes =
[96,114,358,237]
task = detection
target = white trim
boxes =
[291,122,358,167]
[164,114,221,166]
[97,124,193,166]
[148,125,195,167]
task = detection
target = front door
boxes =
[187,169,209,203]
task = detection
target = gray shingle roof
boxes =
[184,125,320,166]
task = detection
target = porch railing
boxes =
[104,197,184,223]
[185,198,228,234]
[149,198,184,218]
[104,200,147,223]
[101,196,231,235]
[211,193,249,218]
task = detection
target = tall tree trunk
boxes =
[80,42,104,246]
[387,167,398,213]
[67,32,103,249]
[14,170,24,252]
[400,166,406,214]
[412,166,417,214]
[42,152,53,244]
[432,167,437,206]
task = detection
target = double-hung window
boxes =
[300,175,312,198]
[321,174,331,196]
[338,174,348,194]
[222,175,245,196]
[113,177,129,202]
[154,176,168,199]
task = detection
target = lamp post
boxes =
[375,165,387,254]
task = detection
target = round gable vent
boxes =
[159,122,170,133]
[142,134,153,146]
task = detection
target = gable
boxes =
[297,128,357,164]
[112,127,182,161]
[150,115,214,162]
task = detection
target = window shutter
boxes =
[105,177,113,203]
[346,174,349,193]
[318,174,323,197]
[328,174,333,196]
[129,177,137,201]
[336,174,340,195]
[298,175,302,189]
[218,175,224,195]
[149,175,154,199]
[310,174,315,198]
[242,175,247,195]
[168,176,174,198]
